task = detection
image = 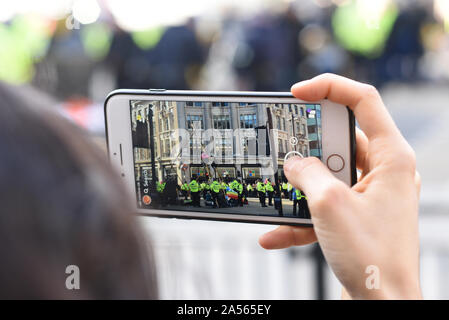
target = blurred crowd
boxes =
[1,0,448,110]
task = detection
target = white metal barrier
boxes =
[139,211,449,299]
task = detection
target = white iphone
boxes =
[104,89,356,226]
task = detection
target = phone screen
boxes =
[130,99,322,219]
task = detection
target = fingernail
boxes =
[291,80,310,91]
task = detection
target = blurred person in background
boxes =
[235,6,305,91]
[375,4,428,85]
[106,28,146,89]
[107,18,205,90]
[0,83,157,299]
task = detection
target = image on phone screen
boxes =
[130,100,322,219]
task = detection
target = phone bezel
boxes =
[104,89,356,226]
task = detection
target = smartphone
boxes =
[104,89,356,226]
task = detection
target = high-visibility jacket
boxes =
[221,182,227,190]
[256,182,266,192]
[157,182,165,193]
[200,182,207,191]
[181,183,189,191]
[247,184,254,191]
[237,183,243,194]
[282,182,288,190]
[189,180,199,192]
[293,189,307,200]
[287,183,292,192]
[265,182,274,192]
[210,181,220,193]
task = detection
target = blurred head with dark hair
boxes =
[0,83,157,299]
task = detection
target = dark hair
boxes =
[0,84,157,299]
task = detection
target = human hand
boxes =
[259,74,421,299]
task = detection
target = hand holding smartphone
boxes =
[259,74,421,299]
[104,89,355,226]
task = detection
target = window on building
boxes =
[186,115,203,129]
[242,138,248,156]
[242,137,257,156]
[278,138,284,153]
[186,101,193,107]
[212,102,229,107]
[308,125,317,134]
[300,107,304,117]
[276,116,281,130]
[194,102,202,107]
[190,137,202,155]
[215,138,232,157]
[169,114,174,130]
[281,118,286,131]
[309,140,319,149]
[240,114,257,128]
[213,114,231,129]
[163,139,171,157]
[164,117,170,131]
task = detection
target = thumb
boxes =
[284,156,349,215]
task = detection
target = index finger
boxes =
[291,73,400,141]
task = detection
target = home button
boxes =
[327,154,345,172]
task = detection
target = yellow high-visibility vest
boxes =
[189,180,199,192]
[256,182,266,192]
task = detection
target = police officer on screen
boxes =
[256,179,267,207]
[200,180,209,200]
[292,187,308,217]
[236,179,243,207]
[242,182,249,205]
[265,179,274,206]
[210,179,221,208]
[282,180,289,199]
[180,180,189,200]
[189,177,201,207]
[247,183,254,197]
[157,180,167,207]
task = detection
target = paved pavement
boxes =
[381,83,449,214]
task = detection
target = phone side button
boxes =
[326,154,345,172]
[148,88,166,92]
